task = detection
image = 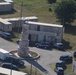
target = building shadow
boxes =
[0,9,17,15]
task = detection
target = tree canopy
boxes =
[54,0,76,26]
[48,0,56,4]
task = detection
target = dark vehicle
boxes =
[74,50,76,58]
[53,43,64,50]
[35,42,51,49]
[55,67,64,75]
[59,54,73,64]
[16,39,21,44]
[0,32,12,40]
[1,63,19,71]
[56,60,66,70]
[5,56,24,67]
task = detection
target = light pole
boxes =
[10,59,12,75]
[35,60,37,75]
[17,0,23,38]
[30,63,33,75]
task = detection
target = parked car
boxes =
[16,39,21,44]
[53,43,64,50]
[59,54,73,64]
[35,42,51,49]
[0,32,12,40]
[55,60,66,70]
[73,50,76,58]
[5,55,24,67]
[1,62,19,71]
[55,67,64,75]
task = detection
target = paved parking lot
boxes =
[0,37,71,75]
[0,37,18,51]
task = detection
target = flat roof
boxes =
[0,2,10,5]
[24,16,38,20]
[25,21,63,27]
[0,18,11,25]
[5,16,38,21]
[4,0,13,2]
[0,48,9,53]
[0,67,28,75]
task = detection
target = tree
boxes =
[48,0,56,4]
[54,0,76,26]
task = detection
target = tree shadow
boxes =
[62,39,72,50]
[64,24,76,35]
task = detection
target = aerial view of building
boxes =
[0,0,76,75]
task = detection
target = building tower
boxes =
[17,23,29,58]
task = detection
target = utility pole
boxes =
[10,59,12,75]
[17,0,23,38]
[30,63,32,75]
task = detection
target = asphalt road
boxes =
[0,37,18,51]
[0,37,71,75]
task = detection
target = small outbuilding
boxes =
[0,48,12,60]
[0,67,28,75]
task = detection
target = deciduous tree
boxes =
[54,0,76,26]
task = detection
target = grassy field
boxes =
[0,0,76,51]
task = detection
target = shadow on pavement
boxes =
[25,59,49,75]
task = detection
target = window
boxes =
[37,25,40,31]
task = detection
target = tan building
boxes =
[0,16,64,43]
[0,16,38,31]
[25,21,64,43]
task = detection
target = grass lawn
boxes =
[51,63,76,75]
[19,65,43,75]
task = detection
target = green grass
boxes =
[51,63,76,75]
[19,65,43,75]
[0,0,56,23]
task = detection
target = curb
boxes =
[9,49,40,60]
